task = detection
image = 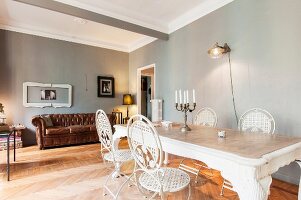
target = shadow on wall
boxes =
[0,30,12,124]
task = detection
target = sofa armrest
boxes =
[32,115,47,149]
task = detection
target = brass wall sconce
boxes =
[208,43,231,59]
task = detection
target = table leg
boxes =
[14,130,16,162]
[112,137,121,151]
[7,132,12,181]
[164,152,169,165]
[229,175,272,200]
[296,160,301,200]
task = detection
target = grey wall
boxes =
[0,29,129,146]
[129,0,301,184]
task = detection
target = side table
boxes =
[0,125,26,181]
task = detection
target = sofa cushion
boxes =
[69,125,90,134]
[86,125,97,132]
[41,115,53,127]
[46,127,70,135]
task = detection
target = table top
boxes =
[115,124,301,159]
[156,125,301,159]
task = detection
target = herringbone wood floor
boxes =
[0,140,298,199]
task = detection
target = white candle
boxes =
[193,89,195,103]
[186,90,189,104]
[179,90,182,104]
[175,90,178,103]
[183,91,186,104]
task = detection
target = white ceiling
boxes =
[0,0,233,52]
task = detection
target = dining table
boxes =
[113,123,301,200]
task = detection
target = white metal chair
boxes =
[95,109,133,199]
[238,108,275,134]
[220,108,275,196]
[179,107,217,183]
[194,107,218,127]
[124,114,191,199]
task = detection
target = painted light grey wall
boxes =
[0,29,129,146]
[129,0,301,184]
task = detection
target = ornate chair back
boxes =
[238,108,275,134]
[194,107,217,127]
[95,109,115,161]
[127,115,163,174]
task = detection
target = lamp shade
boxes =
[208,43,231,59]
[123,94,133,105]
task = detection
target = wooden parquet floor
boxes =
[0,140,298,200]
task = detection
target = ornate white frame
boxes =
[23,82,72,108]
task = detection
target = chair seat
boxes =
[103,149,132,162]
[139,167,190,193]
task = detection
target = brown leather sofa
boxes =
[32,113,116,150]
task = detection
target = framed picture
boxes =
[41,90,56,100]
[98,76,115,98]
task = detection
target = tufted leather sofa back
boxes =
[50,114,84,127]
[46,113,115,127]
[82,113,95,125]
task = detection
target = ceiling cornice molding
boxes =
[128,37,157,52]
[0,21,130,52]
[14,0,169,40]
[53,0,169,33]
[168,0,234,33]
[53,0,234,35]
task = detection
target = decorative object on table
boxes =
[161,120,172,129]
[218,130,226,138]
[97,76,115,98]
[208,42,238,125]
[0,103,6,125]
[151,99,163,122]
[122,94,133,123]
[23,82,72,108]
[112,110,123,124]
[0,103,9,132]
[175,89,196,132]
[10,124,26,137]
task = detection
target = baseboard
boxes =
[272,172,299,185]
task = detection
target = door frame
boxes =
[137,64,156,114]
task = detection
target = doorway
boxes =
[137,64,156,119]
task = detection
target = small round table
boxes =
[0,125,26,181]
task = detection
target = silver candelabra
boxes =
[175,102,196,132]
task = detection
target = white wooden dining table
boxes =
[113,124,301,200]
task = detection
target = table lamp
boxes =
[123,94,133,122]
